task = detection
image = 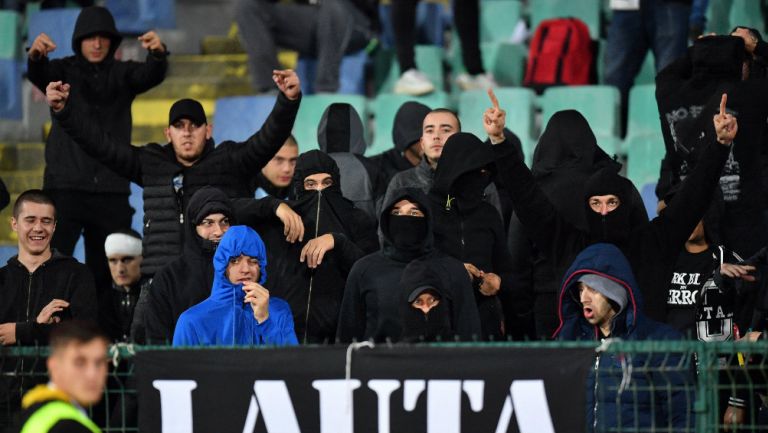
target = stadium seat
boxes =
[640,182,658,219]
[452,41,526,87]
[376,45,444,94]
[369,92,450,156]
[295,50,367,95]
[541,85,621,155]
[212,96,277,144]
[105,0,176,33]
[0,11,20,60]
[0,60,22,120]
[458,87,536,163]
[729,0,765,35]
[292,94,368,153]
[27,8,80,60]
[626,132,665,191]
[634,51,656,85]
[705,0,732,34]
[132,99,215,127]
[529,0,602,39]
[626,84,660,140]
[480,0,523,43]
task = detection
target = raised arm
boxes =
[26,33,65,92]
[126,31,168,94]
[47,81,143,184]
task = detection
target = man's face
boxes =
[80,34,111,63]
[588,194,621,215]
[261,143,298,188]
[12,202,55,256]
[303,173,334,191]
[107,255,142,288]
[390,199,425,217]
[195,213,230,243]
[47,339,109,406]
[226,254,261,285]
[578,283,616,329]
[420,112,460,163]
[411,291,440,315]
[166,118,213,167]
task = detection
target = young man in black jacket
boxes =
[0,190,98,347]
[45,70,301,277]
[27,6,167,291]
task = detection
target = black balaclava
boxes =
[452,169,492,211]
[691,36,746,81]
[400,260,454,342]
[584,168,634,246]
[393,101,431,153]
[290,150,343,200]
[388,216,428,252]
[186,186,235,255]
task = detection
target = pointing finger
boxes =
[720,93,727,117]
[487,88,500,110]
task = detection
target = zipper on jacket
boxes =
[304,190,323,344]
[25,271,33,321]
[593,351,601,432]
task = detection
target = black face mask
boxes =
[452,170,490,210]
[388,215,428,251]
[401,301,452,342]
[585,204,631,245]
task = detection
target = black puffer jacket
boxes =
[336,188,480,342]
[53,92,300,276]
[27,6,167,194]
[0,252,97,345]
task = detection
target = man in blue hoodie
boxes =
[172,226,297,346]
[554,243,694,433]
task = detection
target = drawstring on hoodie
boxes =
[304,189,323,344]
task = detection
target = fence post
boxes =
[694,344,719,433]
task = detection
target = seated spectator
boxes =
[12,320,108,432]
[554,243,693,432]
[45,70,301,278]
[234,0,376,94]
[100,229,148,343]
[318,102,383,218]
[370,101,430,190]
[337,187,480,343]
[245,150,378,343]
[173,226,297,346]
[0,190,97,346]
[254,136,299,200]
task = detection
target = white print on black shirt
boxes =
[695,278,733,342]
[667,272,701,305]
[719,144,741,203]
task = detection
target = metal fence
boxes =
[2,340,767,433]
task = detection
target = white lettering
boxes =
[153,380,197,433]
[241,381,301,433]
[312,379,361,433]
[403,380,426,411]
[672,273,686,285]
[687,273,701,285]
[368,380,401,433]
[494,380,555,433]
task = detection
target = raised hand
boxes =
[138,31,165,53]
[483,88,506,143]
[28,33,57,61]
[720,263,757,282]
[299,233,334,269]
[713,93,738,145]
[36,299,69,324]
[272,69,301,101]
[46,81,71,112]
[275,202,304,243]
[243,282,270,323]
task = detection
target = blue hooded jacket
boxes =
[173,226,298,346]
[554,243,694,433]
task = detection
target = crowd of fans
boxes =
[3,1,768,432]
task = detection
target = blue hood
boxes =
[553,243,641,340]
[211,225,268,303]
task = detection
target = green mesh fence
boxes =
[1,340,767,432]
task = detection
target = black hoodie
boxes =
[399,260,462,342]
[144,187,237,344]
[27,6,167,194]
[318,103,383,217]
[336,188,480,342]
[249,150,378,343]
[507,110,648,338]
[656,36,768,257]
[370,101,432,188]
[430,132,513,339]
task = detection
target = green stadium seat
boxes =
[541,85,621,155]
[452,41,526,87]
[375,45,444,94]
[626,84,661,139]
[730,0,765,35]
[705,0,733,34]
[370,92,450,156]
[0,11,20,60]
[458,87,536,163]
[292,94,368,153]
[626,132,665,191]
[635,51,656,85]
[529,0,602,39]
[480,0,523,43]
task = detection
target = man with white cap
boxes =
[100,229,148,342]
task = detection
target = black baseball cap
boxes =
[168,99,207,125]
[407,285,440,303]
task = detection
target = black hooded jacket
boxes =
[53,88,300,276]
[494,121,732,323]
[143,187,279,344]
[248,150,378,343]
[27,6,167,194]
[507,111,647,337]
[336,188,480,342]
[370,101,431,188]
[429,133,513,339]
[0,251,97,345]
[656,36,768,257]
[318,103,383,217]
[399,260,458,343]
